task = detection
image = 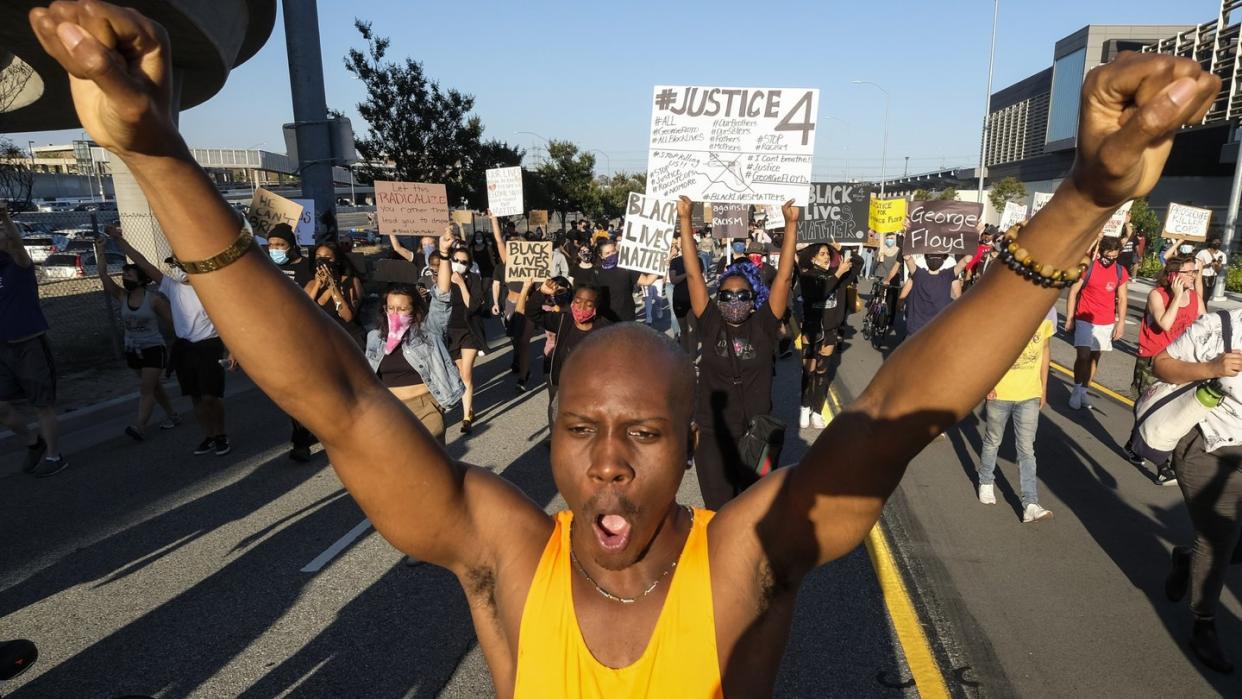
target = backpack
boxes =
[1128,311,1233,464]
[1082,258,1124,288]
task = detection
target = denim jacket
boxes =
[366,288,465,409]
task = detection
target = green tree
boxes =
[1128,197,1162,249]
[912,188,932,200]
[596,171,648,221]
[988,176,1026,211]
[0,137,33,207]
[937,187,959,201]
[536,140,599,224]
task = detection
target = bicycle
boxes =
[862,281,895,350]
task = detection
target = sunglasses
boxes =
[718,290,755,302]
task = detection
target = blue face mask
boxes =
[422,244,436,260]
[269,249,289,265]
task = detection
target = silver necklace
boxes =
[569,506,693,605]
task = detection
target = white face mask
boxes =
[1179,244,1194,254]
[165,267,188,284]
[451,261,468,274]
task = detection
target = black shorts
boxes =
[126,345,168,371]
[171,336,226,398]
[447,326,480,360]
[0,334,56,408]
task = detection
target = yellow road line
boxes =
[1049,361,1135,407]
[865,524,951,698]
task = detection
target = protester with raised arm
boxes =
[30,4,1217,693]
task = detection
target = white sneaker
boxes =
[1080,391,1093,410]
[799,406,811,429]
[810,411,828,429]
[1023,503,1053,523]
[1068,387,1083,410]
[978,484,996,505]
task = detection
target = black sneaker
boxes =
[1157,466,1179,487]
[193,437,216,455]
[1166,546,1191,602]
[213,435,231,456]
[125,425,145,442]
[1191,620,1235,674]
[22,436,46,474]
[0,638,38,681]
[1125,448,1144,466]
[31,456,69,478]
[289,446,311,462]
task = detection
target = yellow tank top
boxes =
[513,508,723,698]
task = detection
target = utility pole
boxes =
[904,156,910,177]
[282,0,334,241]
[976,0,1000,205]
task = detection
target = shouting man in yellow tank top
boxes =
[27,2,1220,695]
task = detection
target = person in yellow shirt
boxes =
[31,3,1216,695]
[976,307,1058,522]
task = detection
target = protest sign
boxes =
[691,203,705,229]
[487,166,524,217]
[291,198,316,245]
[997,202,1028,231]
[248,188,304,240]
[1163,203,1212,241]
[864,229,883,248]
[906,201,983,255]
[374,181,449,238]
[528,209,549,228]
[1101,200,1134,237]
[451,210,474,226]
[704,204,714,225]
[869,197,907,234]
[619,193,676,275]
[762,204,784,230]
[1030,191,1054,217]
[504,241,552,282]
[711,203,750,238]
[798,182,873,244]
[646,86,820,206]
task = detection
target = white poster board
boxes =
[646,86,820,206]
[618,192,676,275]
[762,204,784,230]
[486,166,524,217]
[1030,191,1054,217]
[1102,200,1134,238]
[997,202,1027,231]
[1163,203,1212,241]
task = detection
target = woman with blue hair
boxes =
[677,196,799,509]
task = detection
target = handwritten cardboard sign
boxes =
[451,210,474,225]
[1101,200,1134,238]
[619,193,675,276]
[798,182,873,244]
[487,166,524,217]
[504,241,551,282]
[869,197,907,234]
[905,201,983,255]
[248,188,304,240]
[528,209,549,228]
[997,202,1028,231]
[711,203,749,239]
[291,198,316,245]
[1163,203,1212,241]
[646,85,820,206]
[374,181,449,237]
[1030,191,1054,217]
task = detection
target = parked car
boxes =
[41,251,126,280]
[22,236,59,264]
[36,201,74,213]
[61,237,121,255]
[345,227,378,245]
[74,201,118,212]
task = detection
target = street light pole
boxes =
[976,0,1000,205]
[586,149,612,175]
[851,81,890,195]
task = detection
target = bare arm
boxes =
[1155,348,1242,384]
[1113,280,1129,340]
[1064,279,1082,330]
[388,234,415,262]
[29,2,549,576]
[950,279,963,300]
[766,200,800,318]
[676,197,710,317]
[491,214,507,264]
[710,50,1221,581]
[108,226,163,284]
[94,239,123,299]
[1040,334,1051,407]
[1148,287,1179,332]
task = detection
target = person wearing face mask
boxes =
[389,234,438,275]
[1197,237,1228,303]
[107,226,233,456]
[445,245,486,434]
[520,278,609,430]
[679,196,800,509]
[1064,236,1130,410]
[715,239,749,278]
[305,243,365,348]
[899,251,965,339]
[94,240,180,442]
[489,213,542,390]
[590,239,659,323]
[265,223,311,288]
[797,243,856,429]
[366,229,464,444]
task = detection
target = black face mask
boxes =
[1099,257,1116,267]
[122,279,143,291]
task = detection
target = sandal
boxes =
[460,411,475,435]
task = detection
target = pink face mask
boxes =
[571,306,596,324]
[385,311,413,354]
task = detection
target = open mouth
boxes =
[593,514,632,552]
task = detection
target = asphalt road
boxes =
[1,309,917,698]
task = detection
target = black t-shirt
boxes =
[472,244,497,278]
[800,264,855,329]
[669,257,691,316]
[277,256,312,287]
[448,272,483,329]
[694,301,780,428]
[592,266,642,322]
[529,290,612,386]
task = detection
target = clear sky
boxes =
[13,0,1219,181]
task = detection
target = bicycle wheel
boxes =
[871,307,890,350]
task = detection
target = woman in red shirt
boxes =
[1135,255,1205,393]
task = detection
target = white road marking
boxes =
[300,519,373,573]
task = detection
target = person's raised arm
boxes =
[0,207,33,268]
[712,50,1221,580]
[106,225,162,284]
[93,238,123,299]
[29,1,548,575]
[490,213,507,264]
[388,234,415,263]
[766,199,799,318]
[676,196,710,316]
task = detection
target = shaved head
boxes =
[561,323,696,422]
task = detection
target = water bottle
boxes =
[1196,380,1226,409]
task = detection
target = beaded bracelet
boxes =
[996,224,1092,289]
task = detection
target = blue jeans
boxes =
[977,397,1041,507]
[666,283,680,336]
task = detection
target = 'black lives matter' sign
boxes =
[504,241,552,282]
[797,182,873,244]
[905,201,982,255]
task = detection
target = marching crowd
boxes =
[2,2,1241,690]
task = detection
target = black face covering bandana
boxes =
[1099,257,1116,267]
